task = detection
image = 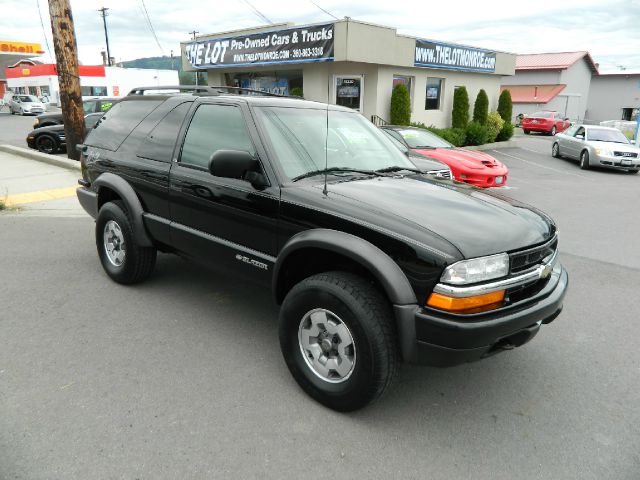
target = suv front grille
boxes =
[509,236,557,274]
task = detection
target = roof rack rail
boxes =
[127,85,302,99]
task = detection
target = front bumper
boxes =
[595,154,640,170]
[394,261,568,367]
[457,170,508,188]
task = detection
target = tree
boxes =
[451,86,469,129]
[390,83,411,125]
[473,89,489,125]
[497,89,513,123]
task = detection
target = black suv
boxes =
[76,86,568,411]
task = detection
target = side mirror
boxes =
[576,134,584,140]
[208,150,268,189]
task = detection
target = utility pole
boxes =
[189,30,199,86]
[48,0,84,161]
[98,7,112,66]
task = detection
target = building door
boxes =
[334,75,363,112]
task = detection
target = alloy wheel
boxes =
[103,220,126,267]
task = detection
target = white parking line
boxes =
[490,149,588,179]
[520,146,549,155]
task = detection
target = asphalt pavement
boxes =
[1,127,639,479]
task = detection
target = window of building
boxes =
[393,75,413,102]
[81,86,108,97]
[180,104,255,169]
[622,108,638,121]
[425,78,443,110]
[138,102,192,163]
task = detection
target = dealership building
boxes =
[181,19,516,128]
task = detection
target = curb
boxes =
[0,144,80,172]
[464,139,519,151]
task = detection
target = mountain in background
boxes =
[120,56,207,85]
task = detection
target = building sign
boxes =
[415,39,496,73]
[184,23,334,69]
[0,41,44,55]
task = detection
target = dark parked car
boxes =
[76,86,568,411]
[27,113,103,154]
[33,97,119,129]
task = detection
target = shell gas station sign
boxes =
[0,41,44,55]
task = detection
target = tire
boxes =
[279,271,399,412]
[629,169,639,174]
[10,109,15,115]
[523,129,530,135]
[550,126,557,136]
[95,200,156,285]
[35,135,58,154]
[580,150,590,170]
[552,142,560,158]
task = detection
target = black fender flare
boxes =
[273,229,417,305]
[94,172,153,247]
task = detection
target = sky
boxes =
[2,0,639,73]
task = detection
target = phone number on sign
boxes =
[291,47,324,59]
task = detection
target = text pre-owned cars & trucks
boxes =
[75,86,568,411]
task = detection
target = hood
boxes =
[409,154,449,172]
[416,147,504,170]
[587,140,640,153]
[306,175,555,259]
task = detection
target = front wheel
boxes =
[279,271,399,412]
[35,135,58,154]
[629,169,639,174]
[580,150,590,170]
[552,142,561,158]
[96,201,157,285]
[550,126,557,136]
[523,129,530,135]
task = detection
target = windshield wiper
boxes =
[291,167,383,182]
[375,166,422,174]
[413,145,436,149]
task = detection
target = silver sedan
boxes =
[552,124,639,173]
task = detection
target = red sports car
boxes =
[381,126,509,188]
[522,111,570,136]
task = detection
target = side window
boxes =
[180,104,255,169]
[564,125,578,137]
[84,99,163,151]
[138,102,192,162]
[83,100,97,113]
[575,127,585,138]
[384,129,405,144]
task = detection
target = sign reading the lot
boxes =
[184,24,334,69]
[414,39,496,72]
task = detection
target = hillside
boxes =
[120,56,207,85]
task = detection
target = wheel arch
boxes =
[94,172,153,247]
[273,229,417,306]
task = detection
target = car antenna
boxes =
[322,80,330,196]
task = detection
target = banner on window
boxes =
[415,39,496,73]
[184,23,334,69]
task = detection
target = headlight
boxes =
[440,253,509,285]
[595,148,613,156]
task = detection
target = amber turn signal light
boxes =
[426,290,505,313]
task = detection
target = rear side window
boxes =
[180,104,255,169]
[137,102,191,163]
[85,99,162,151]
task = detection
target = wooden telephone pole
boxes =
[48,0,84,160]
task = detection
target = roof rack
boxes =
[127,85,301,99]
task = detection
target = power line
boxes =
[35,0,53,62]
[309,0,338,20]
[241,0,273,24]
[139,0,165,56]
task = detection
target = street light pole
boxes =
[189,30,199,86]
[99,7,112,66]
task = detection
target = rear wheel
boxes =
[552,142,561,158]
[96,201,157,285]
[523,129,530,135]
[279,271,399,412]
[35,135,58,154]
[580,150,590,170]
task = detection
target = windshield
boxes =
[530,112,553,118]
[18,95,38,103]
[397,129,453,149]
[254,107,416,180]
[587,128,630,144]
